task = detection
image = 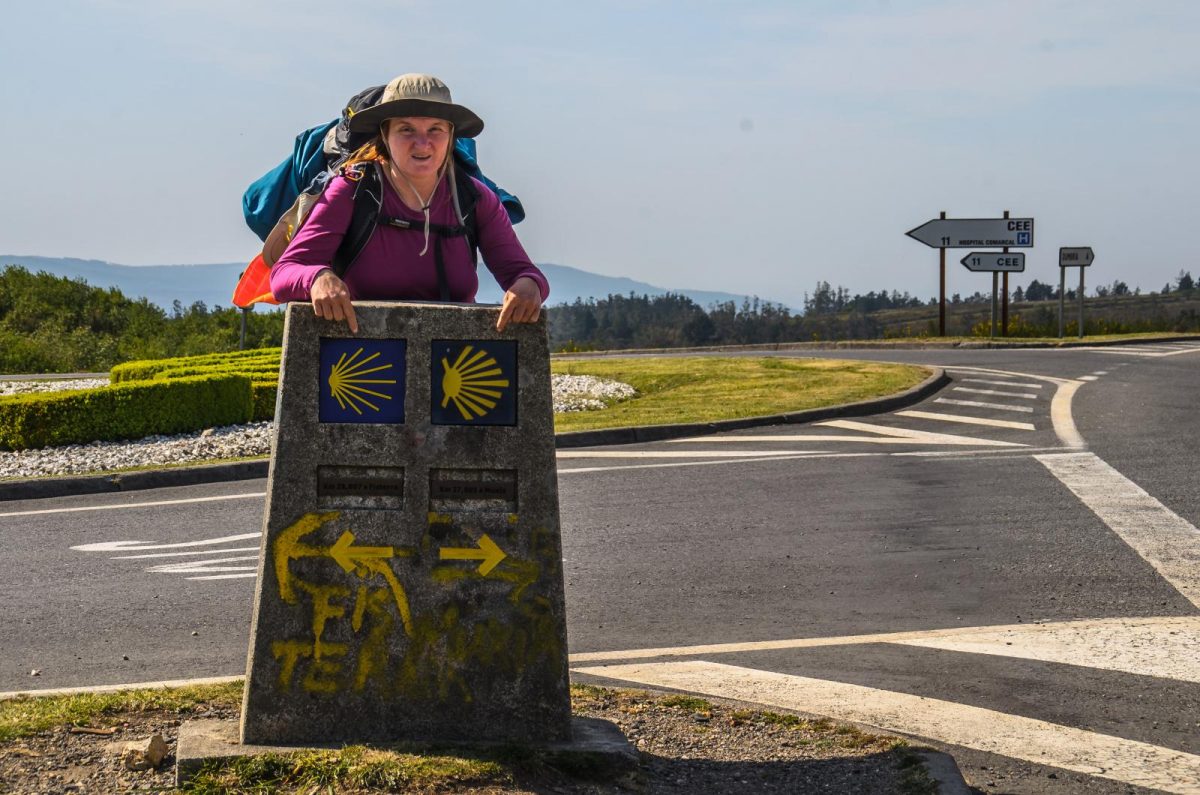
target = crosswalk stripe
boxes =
[573,661,1200,794]
[816,419,1025,447]
[1036,452,1200,608]
[567,615,1192,663]
[935,397,1033,413]
[894,616,1200,683]
[894,410,1035,431]
[953,386,1039,399]
[959,378,1043,389]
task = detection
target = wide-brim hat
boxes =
[347,73,484,138]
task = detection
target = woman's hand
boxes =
[311,269,358,333]
[496,276,543,332]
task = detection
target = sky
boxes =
[2,0,1198,309]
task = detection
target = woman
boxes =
[270,73,548,333]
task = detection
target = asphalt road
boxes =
[2,340,1199,793]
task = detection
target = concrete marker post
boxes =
[178,302,633,784]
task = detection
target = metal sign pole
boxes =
[939,210,946,337]
[990,273,998,338]
[1078,266,1086,339]
[240,307,248,350]
[1058,267,1066,338]
[1001,210,1009,337]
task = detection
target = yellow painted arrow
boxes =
[439,534,507,576]
[329,530,395,574]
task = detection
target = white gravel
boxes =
[0,374,636,479]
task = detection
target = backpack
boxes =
[234,85,525,307]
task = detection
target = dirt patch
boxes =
[0,687,935,793]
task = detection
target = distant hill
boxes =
[0,256,758,313]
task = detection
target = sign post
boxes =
[908,216,1034,336]
[1058,247,1095,338]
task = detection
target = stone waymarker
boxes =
[240,302,570,745]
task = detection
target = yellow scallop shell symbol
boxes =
[441,345,510,421]
[328,347,398,415]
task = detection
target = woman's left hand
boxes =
[496,276,543,331]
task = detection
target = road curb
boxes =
[555,367,949,448]
[0,369,949,502]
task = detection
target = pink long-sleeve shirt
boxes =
[269,168,548,304]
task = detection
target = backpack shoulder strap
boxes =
[453,167,481,267]
[331,163,384,278]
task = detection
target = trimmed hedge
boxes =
[111,348,281,383]
[251,381,278,422]
[155,364,281,381]
[0,374,253,450]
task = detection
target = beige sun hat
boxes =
[347,73,484,138]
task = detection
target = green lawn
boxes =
[551,356,930,432]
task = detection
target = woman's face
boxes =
[385,116,451,183]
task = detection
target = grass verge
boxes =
[550,356,930,432]
[2,681,941,793]
[0,682,243,743]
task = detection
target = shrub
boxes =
[110,348,281,383]
[251,381,279,422]
[0,374,253,450]
[154,364,280,381]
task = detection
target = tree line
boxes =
[3,265,1198,372]
[0,266,283,373]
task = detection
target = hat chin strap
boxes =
[387,157,449,257]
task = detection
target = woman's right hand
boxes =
[310,269,358,333]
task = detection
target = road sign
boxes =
[1059,247,1094,267]
[960,252,1026,273]
[907,218,1035,249]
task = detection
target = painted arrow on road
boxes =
[439,534,507,576]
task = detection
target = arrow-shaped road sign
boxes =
[440,534,507,576]
[960,252,1026,273]
[907,218,1035,249]
[1059,247,1094,267]
[329,530,396,574]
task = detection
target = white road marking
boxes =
[1036,452,1200,608]
[894,616,1200,683]
[556,450,835,458]
[568,615,1193,663]
[894,410,1035,431]
[558,454,874,474]
[1079,375,1098,381]
[573,661,1200,794]
[114,547,259,559]
[1048,380,1086,449]
[189,573,258,581]
[72,533,260,553]
[1084,345,1200,357]
[935,398,1033,413]
[0,492,265,519]
[558,448,1071,474]
[960,378,1043,389]
[144,555,258,576]
[816,419,1025,447]
[661,434,1021,447]
[1093,371,1108,375]
[952,386,1039,400]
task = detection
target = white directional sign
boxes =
[960,252,1026,273]
[1059,247,1094,267]
[907,218,1035,249]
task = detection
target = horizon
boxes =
[3,2,1198,308]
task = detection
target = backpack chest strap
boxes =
[378,216,469,238]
